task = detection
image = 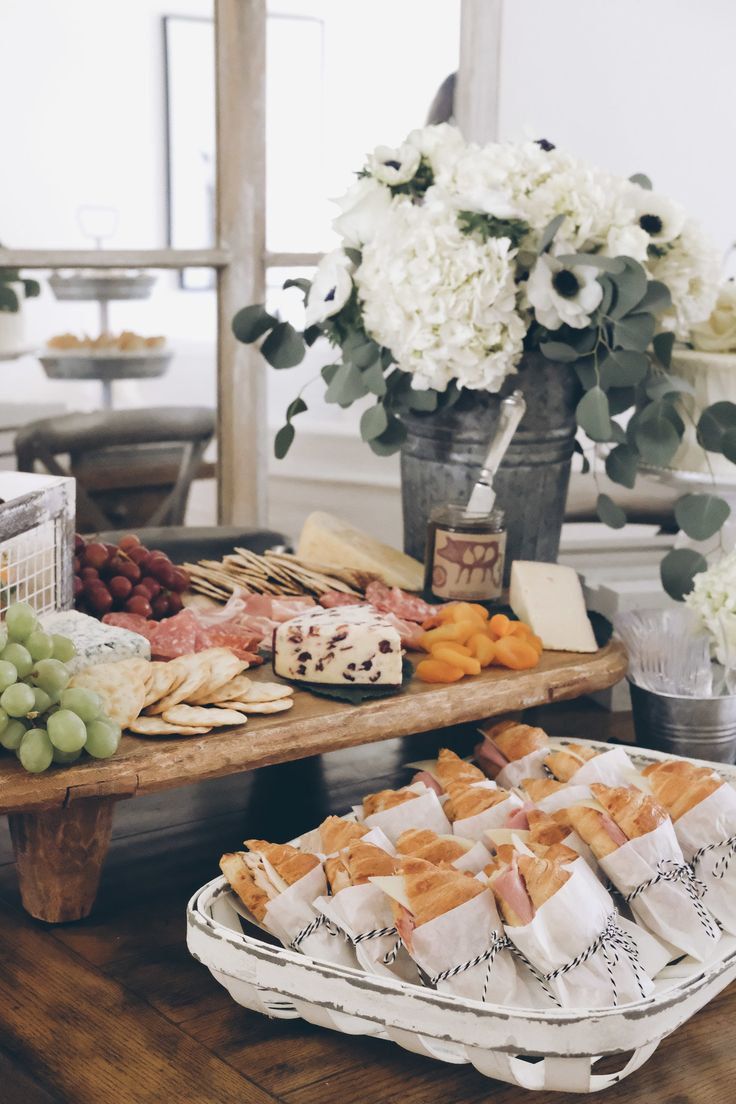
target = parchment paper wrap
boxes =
[261,863,358,967]
[357,785,451,843]
[450,782,524,843]
[314,883,417,981]
[672,783,736,935]
[495,747,549,789]
[451,839,493,873]
[564,746,639,788]
[503,861,655,1008]
[598,819,721,961]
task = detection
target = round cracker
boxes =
[147,652,214,714]
[189,671,253,706]
[238,681,293,703]
[70,658,149,728]
[128,715,211,737]
[215,698,293,714]
[161,704,247,727]
[144,660,185,708]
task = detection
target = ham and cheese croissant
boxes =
[475,720,549,777]
[527,808,572,848]
[396,827,471,866]
[484,840,577,881]
[443,780,510,822]
[522,777,568,802]
[381,857,485,950]
[324,841,396,895]
[220,840,321,921]
[558,784,667,861]
[545,743,599,782]
[318,815,369,853]
[642,759,724,821]
[434,748,486,788]
[489,853,570,926]
[363,787,419,817]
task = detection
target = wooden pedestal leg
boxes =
[8,797,117,923]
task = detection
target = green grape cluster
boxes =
[0,602,121,773]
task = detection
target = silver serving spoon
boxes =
[465,390,526,515]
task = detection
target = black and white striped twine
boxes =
[625,858,719,940]
[693,833,736,881]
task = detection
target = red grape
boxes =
[88,587,113,615]
[118,534,141,553]
[83,577,107,598]
[166,592,184,615]
[80,567,99,581]
[155,562,176,588]
[74,533,86,555]
[130,584,152,599]
[140,579,162,599]
[109,575,133,600]
[127,545,148,565]
[73,576,84,598]
[169,568,189,593]
[116,560,141,584]
[73,556,81,574]
[126,595,152,618]
[151,595,170,619]
[104,543,117,559]
[83,542,109,569]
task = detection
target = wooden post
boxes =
[455,0,503,143]
[215,0,267,527]
[9,797,117,923]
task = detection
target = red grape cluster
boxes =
[73,534,189,620]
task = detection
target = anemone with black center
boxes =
[325,287,336,303]
[551,269,580,298]
[383,159,401,171]
[536,138,556,152]
[639,214,663,235]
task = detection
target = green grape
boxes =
[1,643,33,679]
[32,687,53,714]
[47,709,86,752]
[84,718,121,759]
[0,623,7,651]
[0,707,8,735]
[26,630,54,662]
[0,719,26,750]
[52,745,82,765]
[33,658,71,697]
[51,634,76,663]
[60,687,103,724]
[5,602,38,642]
[0,682,35,718]
[0,660,17,692]
[19,727,53,773]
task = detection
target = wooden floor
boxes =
[0,701,731,1104]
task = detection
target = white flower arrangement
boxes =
[685,551,736,666]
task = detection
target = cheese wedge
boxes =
[509,561,597,653]
[297,511,424,591]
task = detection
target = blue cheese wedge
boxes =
[40,609,151,672]
[273,606,403,686]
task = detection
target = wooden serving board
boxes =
[0,641,627,817]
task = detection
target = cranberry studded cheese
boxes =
[272,606,403,686]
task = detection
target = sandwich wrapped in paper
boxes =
[219,839,355,966]
[522,776,594,815]
[396,827,491,873]
[545,743,639,788]
[357,781,451,842]
[315,840,416,980]
[561,784,721,961]
[444,778,527,842]
[488,848,660,1007]
[409,747,487,796]
[296,814,370,854]
[475,720,550,788]
[371,857,521,1003]
[643,759,736,935]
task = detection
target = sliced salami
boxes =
[318,591,366,609]
[102,612,156,640]
[148,609,199,659]
[365,581,435,623]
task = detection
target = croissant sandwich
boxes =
[396,827,473,866]
[220,840,321,921]
[317,815,369,853]
[485,840,578,879]
[560,784,668,860]
[363,787,420,817]
[527,808,573,848]
[434,748,486,788]
[475,720,549,777]
[522,777,568,803]
[324,841,396,895]
[642,759,723,822]
[489,853,570,926]
[545,743,599,782]
[373,857,485,951]
[443,780,511,822]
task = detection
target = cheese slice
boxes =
[508,561,598,653]
[297,511,423,591]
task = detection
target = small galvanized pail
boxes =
[629,679,736,764]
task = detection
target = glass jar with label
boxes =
[424,504,507,602]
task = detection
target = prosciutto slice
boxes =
[492,858,534,926]
[364,581,436,624]
[474,737,509,775]
[411,771,444,796]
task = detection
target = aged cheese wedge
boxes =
[509,561,598,653]
[297,511,424,591]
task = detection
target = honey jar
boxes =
[424,504,506,602]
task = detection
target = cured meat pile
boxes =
[104,582,438,661]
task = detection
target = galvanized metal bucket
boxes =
[399,355,581,584]
[629,680,736,763]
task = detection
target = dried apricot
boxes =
[494,635,540,670]
[431,645,482,675]
[416,658,466,683]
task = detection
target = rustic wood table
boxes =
[0,697,729,1104]
[0,643,625,924]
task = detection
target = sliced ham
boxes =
[600,812,629,849]
[492,857,534,926]
[319,591,366,609]
[411,770,443,796]
[394,903,416,952]
[474,737,509,778]
[504,803,533,831]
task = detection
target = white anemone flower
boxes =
[304,251,353,328]
[367,142,421,186]
[630,188,686,244]
[526,253,603,330]
[332,176,392,248]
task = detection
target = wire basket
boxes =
[0,473,76,617]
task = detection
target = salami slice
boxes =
[148,609,199,659]
[318,591,365,609]
[364,581,435,623]
[102,612,156,640]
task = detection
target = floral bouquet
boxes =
[235,124,734,598]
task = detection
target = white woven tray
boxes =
[186,741,736,1094]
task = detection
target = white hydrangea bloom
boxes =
[646,219,720,338]
[685,551,736,666]
[354,193,525,392]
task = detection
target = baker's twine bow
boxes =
[429,930,511,1003]
[290,912,338,950]
[543,912,648,1007]
[625,859,719,940]
[693,833,736,881]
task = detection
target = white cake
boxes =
[667,348,736,482]
[0,282,26,357]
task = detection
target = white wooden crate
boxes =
[186,741,736,1094]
